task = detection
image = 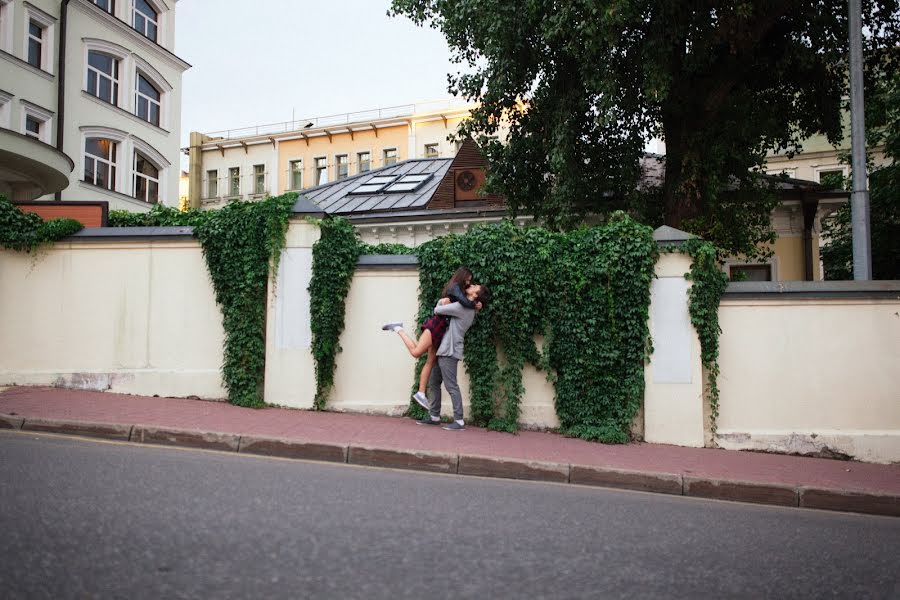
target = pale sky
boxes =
[175,0,459,148]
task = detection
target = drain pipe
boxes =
[54,0,70,201]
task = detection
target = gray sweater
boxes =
[433,301,476,360]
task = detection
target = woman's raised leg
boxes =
[397,328,432,359]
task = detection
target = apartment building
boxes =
[185,99,484,209]
[0,0,188,210]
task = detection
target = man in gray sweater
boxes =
[382,283,491,430]
[423,283,491,430]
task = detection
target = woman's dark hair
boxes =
[441,267,473,297]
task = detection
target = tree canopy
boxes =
[391,0,900,257]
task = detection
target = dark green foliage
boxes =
[682,239,729,434]
[108,204,212,228]
[0,195,83,252]
[360,242,417,255]
[309,217,363,409]
[390,0,900,259]
[108,195,297,408]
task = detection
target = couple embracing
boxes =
[382,268,491,431]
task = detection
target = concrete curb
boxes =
[3,417,898,518]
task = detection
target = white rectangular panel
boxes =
[650,277,692,384]
[275,248,312,350]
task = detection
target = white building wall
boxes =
[60,0,188,211]
[198,141,278,208]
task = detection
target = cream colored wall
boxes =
[716,297,900,463]
[0,240,226,398]
[324,265,559,427]
[277,126,410,193]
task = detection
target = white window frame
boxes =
[133,150,161,204]
[23,5,54,73]
[86,49,121,106]
[0,90,13,130]
[132,55,172,129]
[83,136,120,192]
[83,40,129,110]
[205,169,218,199]
[424,143,439,158]
[0,0,14,55]
[287,159,303,190]
[382,147,398,167]
[356,150,371,175]
[134,72,161,126]
[131,0,160,42]
[724,257,779,282]
[314,156,327,186]
[814,165,849,184]
[228,166,241,197]
[20,101,53,144]
[92,0,115,15]
[252,163,267,196]
[335,154,349,180]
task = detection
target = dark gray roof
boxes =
[296,158,453,215]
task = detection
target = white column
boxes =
[643,251,706,447]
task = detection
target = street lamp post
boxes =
[848,0,872,280]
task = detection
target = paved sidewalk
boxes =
[1,386,897,517]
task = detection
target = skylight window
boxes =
[348,175,399,195]
[384,174,431,193]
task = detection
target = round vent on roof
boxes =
[456,170,478,192]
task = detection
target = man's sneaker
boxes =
[412,391,429,410]
[381,322,403,331]
[443,422,465,431]
[416,417,441,426]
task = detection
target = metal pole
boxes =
[849,0,872,279]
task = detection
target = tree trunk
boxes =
[662,119,687,229]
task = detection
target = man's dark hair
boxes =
[475,284,491,308]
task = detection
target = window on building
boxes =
[289,160,303,190]
[27,20,43,68]
[383,148,397,167]
[0,3,13,56]
[729,264,772,282]
[336,155,349,180]
[424,143,439,158]
[357,151,370,174]
[93,0,114,13]
[133,152,160,204]
[228,167,240,196]
[24,116,41,139]
[253,164,266,194]
[86,51,120,105]
[83,137,118,190]
[135,73,161,126]
[132,0,158,42]
[206,169,218,198]
[817,169,846,189]
[315,157,327,185]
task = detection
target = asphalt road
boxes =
[1,431,898,600]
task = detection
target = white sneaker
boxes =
[412,391,429,410]
[381,322,403,331]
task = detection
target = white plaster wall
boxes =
[199,142,277,205]
[0,240,226,398]
[716,298,900,463]
[59,1,186,209]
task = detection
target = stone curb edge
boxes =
[3,414,897,518]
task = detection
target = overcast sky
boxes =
[175,0,459,147]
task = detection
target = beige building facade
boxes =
[0,0,189,209]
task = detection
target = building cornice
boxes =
[0,48,55,80]
[79,90,171,136]
[71,0,191,71]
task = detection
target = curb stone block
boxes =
[684,476,798,507]
[239,436,348,463]
[0,414,25,429]
[458,455,569,483]
[348,446,457,474]
[799,487,900,518]
[130,425,239,452]
[22,418,131,440]
[570,464,683,495]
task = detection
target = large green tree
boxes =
[391,0,899,256]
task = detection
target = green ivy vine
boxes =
[681,238,729,436]
[309,217,363,409]
[0,195,83,252]
[309,213,659,443]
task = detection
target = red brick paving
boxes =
[1,386,898,495]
